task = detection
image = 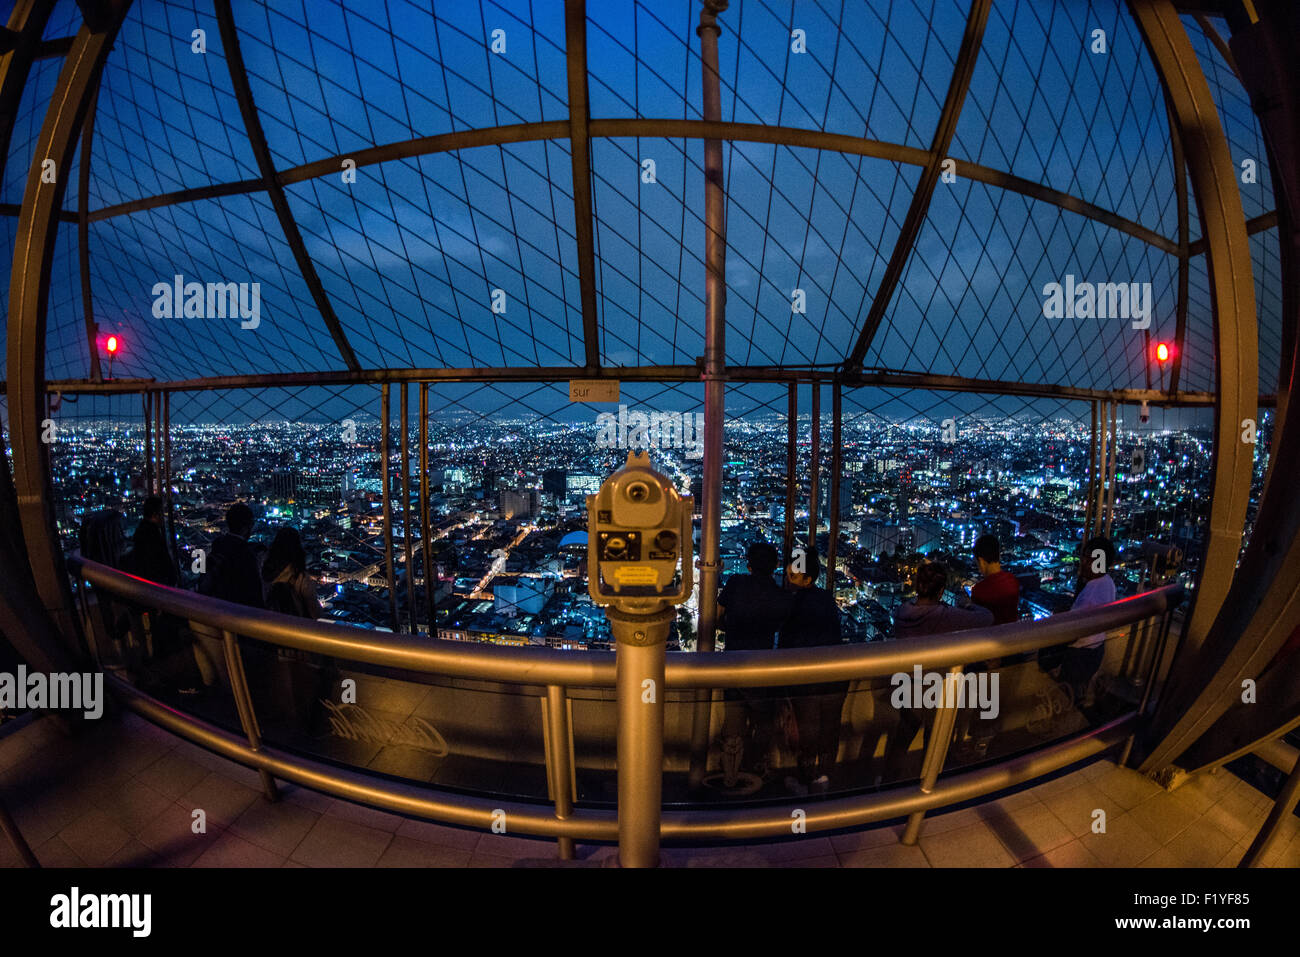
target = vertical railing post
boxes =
[381,384,399,633]
[900,666,963,845]
[1086,400,1098,541]
[1240,744,1300,868]
[783,381,797,565]
[142,390,153,496]
[808,381,820,564]
[154,389,165,496]
[401,382,416,635]
[827,379,842,593]
[419,382,433,635]
[544,684,577,860]
[1104,400,1118,538]
[220,629,279,802]
[1119,604,1176,767]
[163,390,177,567]
[611,606,673,867]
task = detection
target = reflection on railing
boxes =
[69,554,1183,863]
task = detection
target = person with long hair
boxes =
[262,526,322,619]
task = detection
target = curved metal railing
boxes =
[68,554,1184,860]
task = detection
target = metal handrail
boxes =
[69,554,1183,688]
[70,552,1185,856]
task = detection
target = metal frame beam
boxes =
[25,366,1248,408]
[1167,92,1190,394]
[212,0,360,372]
[0,0,55,167]
[77,82,100,381]
[845,0,992,373]
[564,0,600,370]
[1131,0,1256,668]
[1187,209,1278,256]
[6,1,129,651]
[1139,0,1300,775]
[25,118,1181,261]
[0,0,80,684]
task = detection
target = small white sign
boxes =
[569,379,619,403]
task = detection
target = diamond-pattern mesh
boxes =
[76,193,347,381]
[952,0,1178,238]
[236,0,568,171]
[86,0,260,210]
[865,178,1180,391]
[0,0,1281,406]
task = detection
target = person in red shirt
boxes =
[970,534,1020,624]
[952,534,1021,760]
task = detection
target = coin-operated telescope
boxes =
[587,451,693,608]
[1138,540,1183,587]
[586,451,693,868]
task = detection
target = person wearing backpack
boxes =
[262,527,322,619]
[261,526,329,727]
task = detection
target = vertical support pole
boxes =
[154,389,164,497]
[827,379,842,594]
[419,382,433,635]
[1092,400,1110,539]
[78,81,101,384]
[544,684,577,860]
[142,390,153,496]
[1104,400,1118,539]
[694,0,728,656]
[8,9,127,654]
[163,391,177,566]
[1119,605,1175,767]
[220,629,279,802]
[784,381,796,566]
[808,381,821,569]
[610,605,673,867]
[1086,400,1099,541]
[381,384,399,633]
[900,666,964,845]
[1130,5,1257,743]
[401,383,416,635]
[1239,746,1300,868]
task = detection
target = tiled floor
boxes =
[1,710,1295,868]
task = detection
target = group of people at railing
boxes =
[81,501,325,695]
[714,533,1119,795]
[80,498,1125,799]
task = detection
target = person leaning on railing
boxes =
[185,502,264,694]
[882,561,995,782]
[952,534,1021,759]
[260,526,332,726]
[1059,536,1118,710]
[778,548,846,795]
[122,495,188,690]
[717,541,793,788]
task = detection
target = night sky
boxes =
[0,0,1283,424]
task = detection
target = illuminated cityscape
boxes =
[48,407,1268,647]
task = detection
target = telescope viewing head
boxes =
[587,450,693,611]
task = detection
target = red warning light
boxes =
[106,334,119,354]
[1155,342,1170,363]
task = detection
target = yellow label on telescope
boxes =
[613,565,658,585]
